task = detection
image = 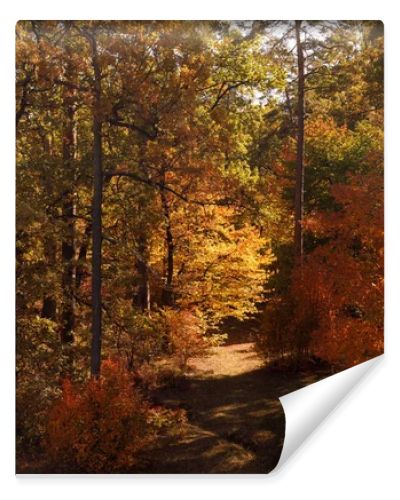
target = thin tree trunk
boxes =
[41,241,57,320]
[41,237,57,320]
[160,188,174,306]
[294,20,305,261]
[41,134,57,321]
[61,78,77,346]
[89,32,103,377]
[16,231,28,316]
[133,139,151,313]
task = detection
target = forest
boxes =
[16,20,383,473]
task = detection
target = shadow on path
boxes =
[142,342,323,474]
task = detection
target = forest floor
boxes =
[16,330,330,474]
[142,331,326,474]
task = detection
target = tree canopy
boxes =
[16,20,383,473]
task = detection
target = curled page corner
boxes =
[275,354,383,470]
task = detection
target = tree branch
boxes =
[108,117,157,140]
[104,170,231,206]
[209,81,250,112]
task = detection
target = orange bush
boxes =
[164,309,208,369]
[259,172,383,369]
[304,173,383,366]
[46,360,155,472]
[289,247,383,367]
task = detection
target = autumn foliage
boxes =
[16,20,383,472]
[164,309,208,369]
[304,172,384,365]
[259,170,383,368]
[46,360,184,472]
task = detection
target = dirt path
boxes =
[143,339,320,474]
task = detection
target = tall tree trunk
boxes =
[89,32,103,377]
[160,188,174,306]
[133,139,151,313]
[41,134,57,321]
[61,79,77,346]
[294,20,305,261]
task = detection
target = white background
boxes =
[1,1,399,498]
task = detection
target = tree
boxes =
[294,20,305,261]
[86,26,104,378]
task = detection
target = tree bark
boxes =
[294,20,305,261]
[41,134,57,321]
[61,75,77,346]
[89,32,103,377]
[160,188,174,306]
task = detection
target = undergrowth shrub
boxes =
[46,359,185,473]
[16,317,63,460]
[104,305,166,369]
[163,308,209,369]
[256,298,295,362]
[258,249,383,369]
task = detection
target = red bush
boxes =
[46,360,155,472]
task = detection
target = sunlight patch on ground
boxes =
[187,342,265,377]
[201,441,255,473]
